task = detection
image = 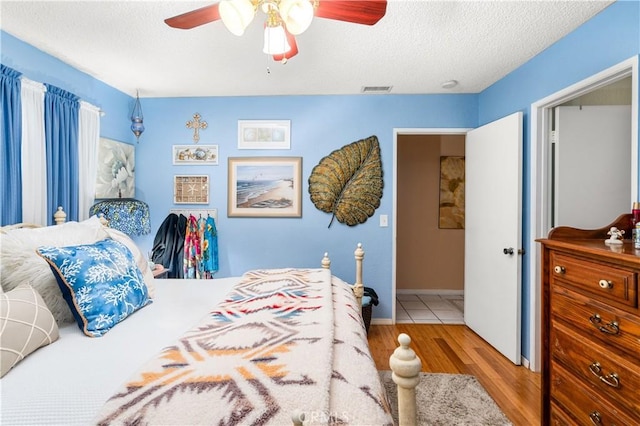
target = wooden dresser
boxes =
[539,214,640,425]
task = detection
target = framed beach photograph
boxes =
[174,175,209,204]
[237,120,291,150]
[172,145,218,165]
[228,157,302,217]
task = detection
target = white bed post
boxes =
[321,252,331,269]
[353,243,364,314]
[389,333,422,426]
[53,206,66,225]
[291,410,305,426]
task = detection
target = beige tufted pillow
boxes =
[0,283,59,377]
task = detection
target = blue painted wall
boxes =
[2,0,639,361]
[478,0,639,357]
[1,29,478,323]
[133,94,477,321]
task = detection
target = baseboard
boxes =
[521,356,530,369]
[396,289,464,296]
[371,318,393,325]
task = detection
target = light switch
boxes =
[380,214,388,227]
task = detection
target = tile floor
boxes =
[396,293,465,324]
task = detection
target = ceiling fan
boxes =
[165,0,387,63]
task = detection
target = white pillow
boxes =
[0,283,59,377]
[1,217,109,324]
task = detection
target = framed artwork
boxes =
[438,156,465,229]
[174,175,209,204]
[237,120,290,150]
[172,144,218,165]
[228,157,302,217]
[95,138,135,199]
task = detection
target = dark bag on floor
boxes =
[364,286,379,306]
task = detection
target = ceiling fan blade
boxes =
[164,4,221,29]
[315,0,387,25]
[273,31,299,62]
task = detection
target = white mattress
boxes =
[0,278,239,426]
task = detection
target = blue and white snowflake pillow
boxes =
[37,238,152,337]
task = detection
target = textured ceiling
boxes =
[0,0,613,98]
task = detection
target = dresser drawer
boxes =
[550,402,578,426]
[550,321,640,418]
[551,363,639,425]
[550,252,638,309]
[551,285,640,359]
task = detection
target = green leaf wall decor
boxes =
[308,135,383,227]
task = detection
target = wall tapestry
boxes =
[95,138,135,199]
[308,135,383,228]
[439,156,465,229]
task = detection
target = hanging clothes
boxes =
[151,213,186,278]
[199,214,219,278]
[183,214,202,279]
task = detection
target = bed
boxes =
[0,208,421,425]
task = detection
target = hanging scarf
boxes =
[199,215,219,278]
[183,215,201,278]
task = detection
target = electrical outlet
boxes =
[380,214,388,227]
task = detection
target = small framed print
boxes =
[172,145,218,165]
[238,120,290,150]
[174,175,209,204]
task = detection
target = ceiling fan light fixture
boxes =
[219,0,256,36]
[263,23,291,54]
[279,0,314,35]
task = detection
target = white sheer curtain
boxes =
[78,101,101,221]
[20,77,47,225]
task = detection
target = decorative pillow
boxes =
[0,283,59,377]
[102,226,155,299]
[36,238,152,337]
[0,216,109,324]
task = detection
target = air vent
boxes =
[361,86,392,93]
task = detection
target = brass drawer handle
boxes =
[598,279,613,289]
[589,411,602,425]
[589,314,620,335]
[588,362,621,388]
[554,265,565,274]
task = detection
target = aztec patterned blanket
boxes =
[96,268,392,425]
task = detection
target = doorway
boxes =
[394,115,524,365]
[392,128,471,323]
[529,56,638,371]
[395,134,466,324]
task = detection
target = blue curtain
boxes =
[45,84,80,224]
[0,65,22,226]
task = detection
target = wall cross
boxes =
[186,113,208,143]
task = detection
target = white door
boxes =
[554,105,632,229]
[465,112,523,365]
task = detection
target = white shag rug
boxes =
[379,371,512,426]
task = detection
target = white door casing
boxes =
[464,112,523,365]
[529,56,637,372]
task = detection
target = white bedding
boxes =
[0,278,239,426]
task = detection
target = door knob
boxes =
[503,247,525,256]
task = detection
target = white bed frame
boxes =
[10,207,423,426]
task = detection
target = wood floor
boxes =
[368,324,541,425]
